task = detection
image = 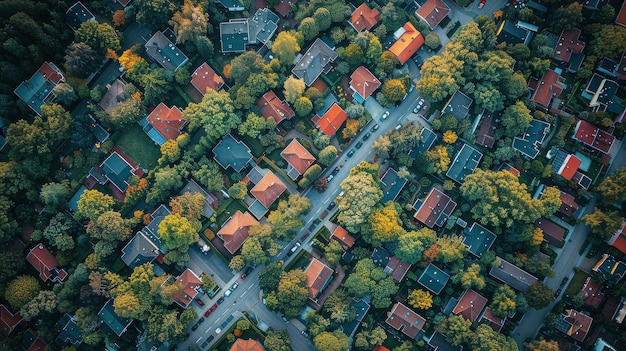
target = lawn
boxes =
[113,124,161,170]
[563,270,589,297]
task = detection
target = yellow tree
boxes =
[343,119,360,139]
[118,49,147,74]
[442,130,458,144]
[283,75,306,103]
[408,289,433,310]
[427,145,451,174]
[532,228,544,246]
[272,31,301,66]
[363,202,406,246]
[169,0,208,44]
[490,285,517,318]
[158,139,180,165]
[436,235,466,264]
[452,263,485,290]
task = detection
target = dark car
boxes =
[347,150,355,157]
[327,202,336,210]
[198,317,205,324]
[217,296,225,304]
[560,277,569,286]
[355,141,363,149]
[196,298,204,306]
[204,309,211,317]
[211,303,218,311]
[370,124,379,132]
[241,266,253,280]
[554,288,562,298]
[332,167,339,175]
[362,132,371,140]
[191,322,200,331]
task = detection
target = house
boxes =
[380,167,407,203]
[120,232,160,269]
[476,111,501,149]
[145,30,189,71]
[489,256,538,293]
[534,218,566,246]
[372,247,412,283]
[592,254,626,284]
[385,302,426,339]
[0,305,23,337]
[556,191,580,218]
[496,20,535,45]
[220,19,249,53]
[330,225,356,250]
[413,187,457,228]
[342,298,371,338]
[512,119,550,159]
[26,243,68,283]
[579,277,604,308]
[248,8,280,46]
[617,49,626,81]
[597,56,619,78]
[556,309,593,342]
[212,134,253,172]
[171,268,202,308]
[529,69,564,111]
[461,223,496,257]
[230,338,265,351]
[250,171,287,209]
[410,128,437,156]
[427,331,463,351]
[97,151,139,192]
[551,150,582,180]
[98,79,127,113]
[415,0,451,30]
[349,3,380,32]
[453,289,488,322]
[553,29,585,72]
[273,0,295,17]
[418,264,450,295]
[214,0,245,11]
[447,144,482,184]
[442,90,472,120]
[98,299,132,336]
[179,179,218,218]
[140,204,170,243]
[480,307,505,332]
[217,210,258,254]
[572,120,617,154]
[584,73,622,113]
[191,62,224,96]
[55,314,82,346]
[304,258,334,300]
[65,2,95,31]
[388,22,424,65]
[349,66,381,102]
[314,102,349,136]
[143,102,186,145]
[14,62,65,116]
[607,222,626,255]
[258,90,295,124]
[281,139,315,180]
[292,38,338,86]
[616,1,626,27]
[21,329,48,351]
[115,0,131,7]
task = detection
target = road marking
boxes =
[205,328,212,334]
[306,217,313,224]
[196,337,202,343]
[323,198,329,204]
[247,285,254,291]
[332,188,340,195]
[315,208,321,213]
[241,292,247,298]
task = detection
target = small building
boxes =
[98,151,139,192]
[214,0,245,11]
[115,0,131,7]
[171,268,202,308]
[534,217,566,246]
[607,222,626,255]
[447,144,482,184]
[145,30,189,71]
[220,19,249,53]
[617,1,626,27]
[380,167,407,203]
[141,204,171,243]
[292,38,338,86]
[529,69,564,111]
[248,8,280,46]
[26,243,68,283]
[342,298,371,338]
[461,223,496,257]
[273,0,294,17]
[556,309,593,342]
[553,29,585,72]
[55,314,82,347]
[144,102,186,145]
[250,171,287,209]
[388,22,424,65]
[372,247,412,283]
[229,339,265,351]
[413,187,457,228]
[385,302,426,340]
[551,150,582,180]
[489,256,538,293]
[496,20,534,45]
[314,102,349,137]
[304,258,334,301]
[512,119,550,159]
[212,134,253,172]
[0,305,23,337]
[14,62,65,116]
[418,264,450,295]
[453,289,488,322]
[476,111,501,149]
[179,179,218,219]
[281,139,315,180]
[120,232,160,269]
[98,299,132,336]
[217,210,259,255]
[415,0,451,30]
[592,254,626,284]
[191,62,224,96]
[349,3,380,32]
[410,128,437,157]
[579,277,604,309]
[258,90,295,125]
[65,2,95,31]
[98,79,127,113]
[330,226,356,250]
[427,331,462,351]
[21,329,47,351]
[557,191,580,218]
[572,120,617,154]
[480,307,505,332]
[349,66,381,102]
[617,49,626,81]
[442,90,472,120]
[584,73,622,114]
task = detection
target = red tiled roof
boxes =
[553,29,585,63]
[305,258,333,299]
[387,256,412,283]
[273,0,295,17]
[173,268,202,308]
[557,154,582,180]
[217,211,259,254]
[349,66,381,100]
[257,90,295,124]
[26,243,67,283]
[191,62,224,95]
[580,277,604,308]
[0,305,23,336]
[558,191,579,217]
[372,346,390,351]
[564,309,592,342]
[476,112,500,148]
[26,337,47,351]
[413,187,457,228]
[316,103,348,136]
[481,307,504,332]
[388,22,424,65]
[385,302,426,339]
[39,62,64,85]
[531,69,563,108]
[331,226,355,249]
[534,218,566,246]
[349,3,380,32]
[573,120,616,153]
[146,103,187,141]
[617,1,626,27]
[230,338,265,351]
[453,289,487,322]
[415,0,451,30]
[281,139,315,175]
[250,171,287,209]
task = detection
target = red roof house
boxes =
[230,338,265,351]
[315,102,349,136]
[388,22,424,65]
[191,62,224,95]
[273,0,296,17]
[349,3,380,32]
[331,225,355,250]
[305,258,334,300]
[413,187,457,228]
[0,305,23,336]
[616,1,626,27]
[453,289,488,322]
[530,69,564,110]
[573,120,616,154]
[534,217,566,246]
[217,211,259,254]
[281,139,315,179]
[579,277,604,308]
[257,90,295,124]
[250,171,287,209]
[349,66,381,101]
[558,191,579,218]
[556,154,582,180]
[172,268,202,308]
[415,0,451,30]
[553,29,585,63]
[146,103,187,141]
[480,307,504,332]
[607,222,626,255]
[561,309,593,342]
[26,243,68,283]
[385,302,426,339]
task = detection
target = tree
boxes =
[596,167,626,206]
[229,51,265,86]
[299,164,322,187]
[76,189,115,221]
[408,289,433,310]
[343,258,398,308]
[590,25,626,58]
[268,194,312,239]
[118,49,148,77]
[170,192,205,221]
[159,139,180,165]
[192,158,224,192]
[228,182,248,199]
[276,270,309,318]
[540,186,562,218]
[438,315,473,346]
[112,9,126,27]
[366,36,383,64]
[425,32,440,49]
[344,43,365,68]
[425,145,451,174]
[241,237,269,266]
[582,209,623,242]
[299,17,319,41]
[264,330,291,351]
[146,166,183,205]
[136,0,175,30]
[283,76,306,103]
[43,213,77,251]
[436,235,466,264]
[294,96,313,117]
[491,285,517,318]
[169,0,208,44]
[75,21,121,52]
[380,2,405,31]
[355,327,387,349]
[337,168,382,233]
[381,79,406,105]
[501,101,532,137]
[313,8,331,31]
[372,135,392,159]
[525,339,559,351]
[183,89,241,145]
[442,130,458,144]
[40,181,70,211]
[0,249,26,294]
[471,324,518,351]
[550,2,583,32]
[395,228,437,264]
[140,68,174,106]
[52,83,77,106]
[258,263,283,291]
[229,255,245,271]
[19,290,56,321]
[158,214,198,268]
[452,263,485,290]
[65,42,99,77]
[238,112,267,138]
[526,282,553,309]
[316,145,337,166]
[362,202,405,246]
[273,31,301,66]
[106,98,145,129]
[314,330,349,351]
[5,276,40,310]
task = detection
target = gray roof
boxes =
[214,0,245,11]
[220,19,249,53]
[411,128,437,156]
[446,144,482,183]
[428,331,463,351]
[98,299,132,336]
[496,20,532,46]
[248,8,279,45]
[380,167,407,203]
[442,90,472,119]
[292,38,338,86]
[55,314,83,346]
[213,134,253,172]
[461,222,496,257]
[489,256,538,293]
[512,119,550,159]
[100,152,134,192]
[418,264,449,295]
[179,179,216,218]
[65,2,95,31]
[121,232,159,269]
[585,73,622,113]
[143,204,171,241]
[145,31,189,71]
[14,62,65,116]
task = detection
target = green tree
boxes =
[268,194,312,239]
[52,83,77,106]
[229,51,265,86]
[276,270,309,318]
[313,8,332,31]
[75,21,121,52]
[283,76,306,103]
[238,112,267,139]
[525,339,559,351]
[229,255,245,271]
[299,164,322,187]
[258,263,283,291]
[343,258,398,308]
[501,101,532,137]
[452,263,485,290]
[192,158,224,192]
[337,168,382,233]
[19,290,56,321]
[366,36,383,64]
[228,182,248,199]
[597,4,616,24]
[425,32,440,50]
[417,54,461,102]
[0,249,26,295]
[590,25,626,58]
[596,167,626,206]
[139,68,174,106]
[5,276,40,310]
[438,315,473,346]
[106,98,145,129]
[294,96,313,117]
[344,43,365,68]
[526,282,553,309]
[183,89,241,145]
[582,209,623,242]
[273,31,301,66]
[241,237,269,266]
[318,145,338,166]
[490,285,517,318]
[135,0,175,30]
[471,324,518,351]
[381,78,406,105]
[299,17,319,41]
[355,326,387,349]
[314,330,349,351]
[76,189,115,221]
[395,228,437,264]
[40,181,70,211]
[264,330,291,351]
[362,202,405,246]
[146,166,183,205]
[65,42,99,77]
[380,2,406,31]
[43,213,77,251]
[436,235,466,264]
[169,0,208,44]
[550,2,583,32]
[158,213,199,267]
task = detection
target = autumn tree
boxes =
[76,189,115,221]
[265,330,291,351]
[501,101,532,138]
[381,79,406,105]
[470,324,518,351]
[5,276,40,310]
[596,167,626,206]
[526,282,553,309]
[299,17,319,41]
[275,269,309,318]
[118,48,149,77]
[395,228,437,264]
[362,202,405,246]
[283,76,306,103]
[318,145,338,166]
[229,255,245,271]
[425,145,451,174]
[491,285,517,318]
[314,330,349,351]
[170,192,205,223]
[106,98,145,129]
[436,235,467,264]
[169,0,208,44]
[582,209,623,242]
[268,194,312,239]
[525,339,559,351]
[366,36,383,64]
[337,164,383,233]
[112,10,126,27]
[442,130,458,144]
[158,213,199,268]
[452,263,485,290]
[273,31,301,66]
[294,96,313,117]
[408,289,433,310]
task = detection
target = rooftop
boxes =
[14,62,65,116]
[146,103,186,143]
[534,217,566,246]
[385,302,426,339]
[418,264,450,295]
[98,299,132,336]
[453,289,488,322]
[573,120,616,154]
[258,90,295,124]
[442,90,473,120]
[250,171,287,209]
[281,139,315,179]
[530,69,564,109]
[380,167,407,203]
[553,29,585,64]
[388,22,424,65]
[229,338,265,351]
[592,254,626,284]
[480,307,505,332]
[315,102,348,136]
[551,150,582,180]
[557,191,579,218]
[213,134,253,172]
[512,119,550,159]
[415,0,451,30]
[496,20,534,45]
[411,128,437,156]
[349,3,380,32]
[121,232,159,269]
[446,144,482,184]
[55,313,82,346]
[489,256,538,293]
[584,73,622,113]
[191,62,224,96]
[305,258,334,299]
[461,222,496,257]
[179,178,217,218]
[331,225,355,250]
[372,247,412,283]
[349,66,381,101]
[100,151,137,192]
[292,38,338,86]
[26,243,68,283]
[476,111,501,149]
[248,8,280,45]
[172,268,202,308]
[145,30,189,71]
[607,223,626,255]
[214,0,245,11]
[98,79,127,113]
[413,187,457,228]
[0,305,23,337]
[579,277,604,308]
[427,331,463,351]
[558,309,593,342]
[65,2,95,31]
[217,211,258,254]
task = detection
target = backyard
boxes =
[112,124,161,170]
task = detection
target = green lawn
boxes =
[564,270,588,297]
[113,124,161,169]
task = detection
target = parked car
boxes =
[332,167,340,175]
[204,309,211,317]
[224,289,232,297]
[478,0,486,8]
[355,141,363,149]
[554,288,562,298]
[327,174,334,182]
[197,286,205,295]
[196,298,204,306]
[561,277,569,286]
[327,202,336,210]
[362,132,371,140]
[347,150,355,157]
[217,297,225,304]
[191,322,200,331]
[287,242,301,257]
[211,303,218,311]
[370,124,379,132]
[241,266,253,280]
[231,282,238,291]
[380,111,390,121]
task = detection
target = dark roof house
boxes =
[413,187,457,228]
[214,0,245,11]
[418,264,450,295]
[476,111,501,148]
[592,254,626,284]
[98,299,132,336]
[480,307,505,332]
[99,151,138,192]
[212,134,253,172]
[349,3,380,32]
[453,289,488,322]
[584,73,622,114]
[220,19,249,53]
[447,144,482,184]
[55,314,82,347]
[380,167,407,203]
[461,223,496,257]
[579,277,604,308]
[145,30,189,71]
[427,331,463,351]
[415,0,451,30]
[65,2,95,31]
[512,119,550,159]
[534,217,566,246]
[26,243,68,283]
[496,20,534,45]
[120,232,160,269]
[489,256,538,293]
[442,90,472,120]
[411,128,437,156]
[14,62,65,116]
[372,247,412,283]
[385,302,426,339]
[292,38,338,86]
[98,79,127,113]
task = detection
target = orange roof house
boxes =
[26,243,68,283]
[349,3,380,32]
[217,211,259,254]
[415,0,451,30]
[388,22,424,65]
[315,102,349,136]
[191,62,224,95]
[560,309,593,342]
[281,139,316,179]
[350,66,381,101]
[331,225,356,250]
[385,302,426,339]
[230,338,265,351]
[556,154,582,180]
[250,171,287,208]
[305,258,334,300]
[257,90,295,124]
[146,102,187,142]
[453,289,488,322]
[616,1,626,27]
[171,268,202,308]
[607,222,626,255]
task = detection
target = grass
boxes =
[113,124,160,169]
[563,270,589,297]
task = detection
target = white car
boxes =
[215,328,222,334]
[224,289,232,297]
[380,111,390,121]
